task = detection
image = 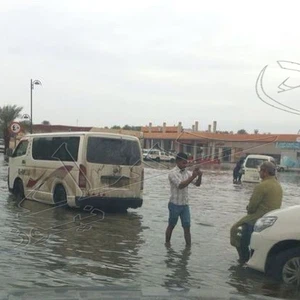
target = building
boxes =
[10,122,300,165]
[142,121,300,163]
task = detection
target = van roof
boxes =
[245,154,274,159]
[23,131,139,141]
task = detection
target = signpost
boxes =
[10,122,21,134]
[9,122,21,148]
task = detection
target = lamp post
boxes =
[30,79,42,134]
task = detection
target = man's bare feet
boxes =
[165,242,171,248]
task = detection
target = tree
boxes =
[132,126,141,131]
[216,130,229,134]
[254,129,259,134]
[0,105,23,152]
[122,125,141,131]
[111,125,141,131]
[122,124,131,130]
[237,129,248,134]
[42,120,51,125]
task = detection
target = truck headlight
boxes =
[254,216,277,232]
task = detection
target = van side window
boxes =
[87,137,141,166]
[52,137,80,161]
[32,137,80,161]
[12,140,29,157]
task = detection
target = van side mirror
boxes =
[6,148,13,157]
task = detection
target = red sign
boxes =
[10,122,21,134]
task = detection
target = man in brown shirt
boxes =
[230,161,283,262]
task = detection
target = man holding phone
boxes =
[165,152,203,247]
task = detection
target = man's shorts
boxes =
[168,202,191,228]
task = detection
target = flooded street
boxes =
[1,153,300,299]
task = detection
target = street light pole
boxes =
[30,79,33,134]
[30,79,42,134]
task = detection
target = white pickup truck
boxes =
[143,149,175,162]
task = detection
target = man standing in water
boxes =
[230,161,283,262]
[233,157,245,184]
[165,152,202,247]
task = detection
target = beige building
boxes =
[141,121,300,163]
[10,122,300,164]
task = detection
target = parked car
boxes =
[142,149,150,160]
[276,165,286,172]
[241,154,276,183]
[247,205,300,285]
[0,139,4,153]
[143,149,175,162]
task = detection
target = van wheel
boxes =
[53,185,67,206]
[272,247,300,285]
[155,157,160,162]
[13,179,25,201]
[170,158,175,163]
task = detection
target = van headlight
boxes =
[254,216,277,232]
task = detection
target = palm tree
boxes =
[0,105,23,153]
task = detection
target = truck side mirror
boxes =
[6,148,13,157]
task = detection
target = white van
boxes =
[242,154,276,183]
[8,132,144,211]
[248,205,300,285]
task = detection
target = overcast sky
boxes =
[1,0,300,134]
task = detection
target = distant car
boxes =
[142,149,150,160]
[0,139,4,153]
[277,165,286,172]
[143,149,175,162]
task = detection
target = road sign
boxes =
[10,122,21,134]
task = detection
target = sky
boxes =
[1,0,300,134]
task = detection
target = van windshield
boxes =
[245,158,268,169]
[87,137,141,166]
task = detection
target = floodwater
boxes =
[1,153,300,299]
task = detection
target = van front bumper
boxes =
[74,196,143,210]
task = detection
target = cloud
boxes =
[1,0,300,132]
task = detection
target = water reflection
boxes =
[4,196,144,287]
[228,265,300,299]
[278,172,300,186]
[2,159,300,298]
[163,246,192,290]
